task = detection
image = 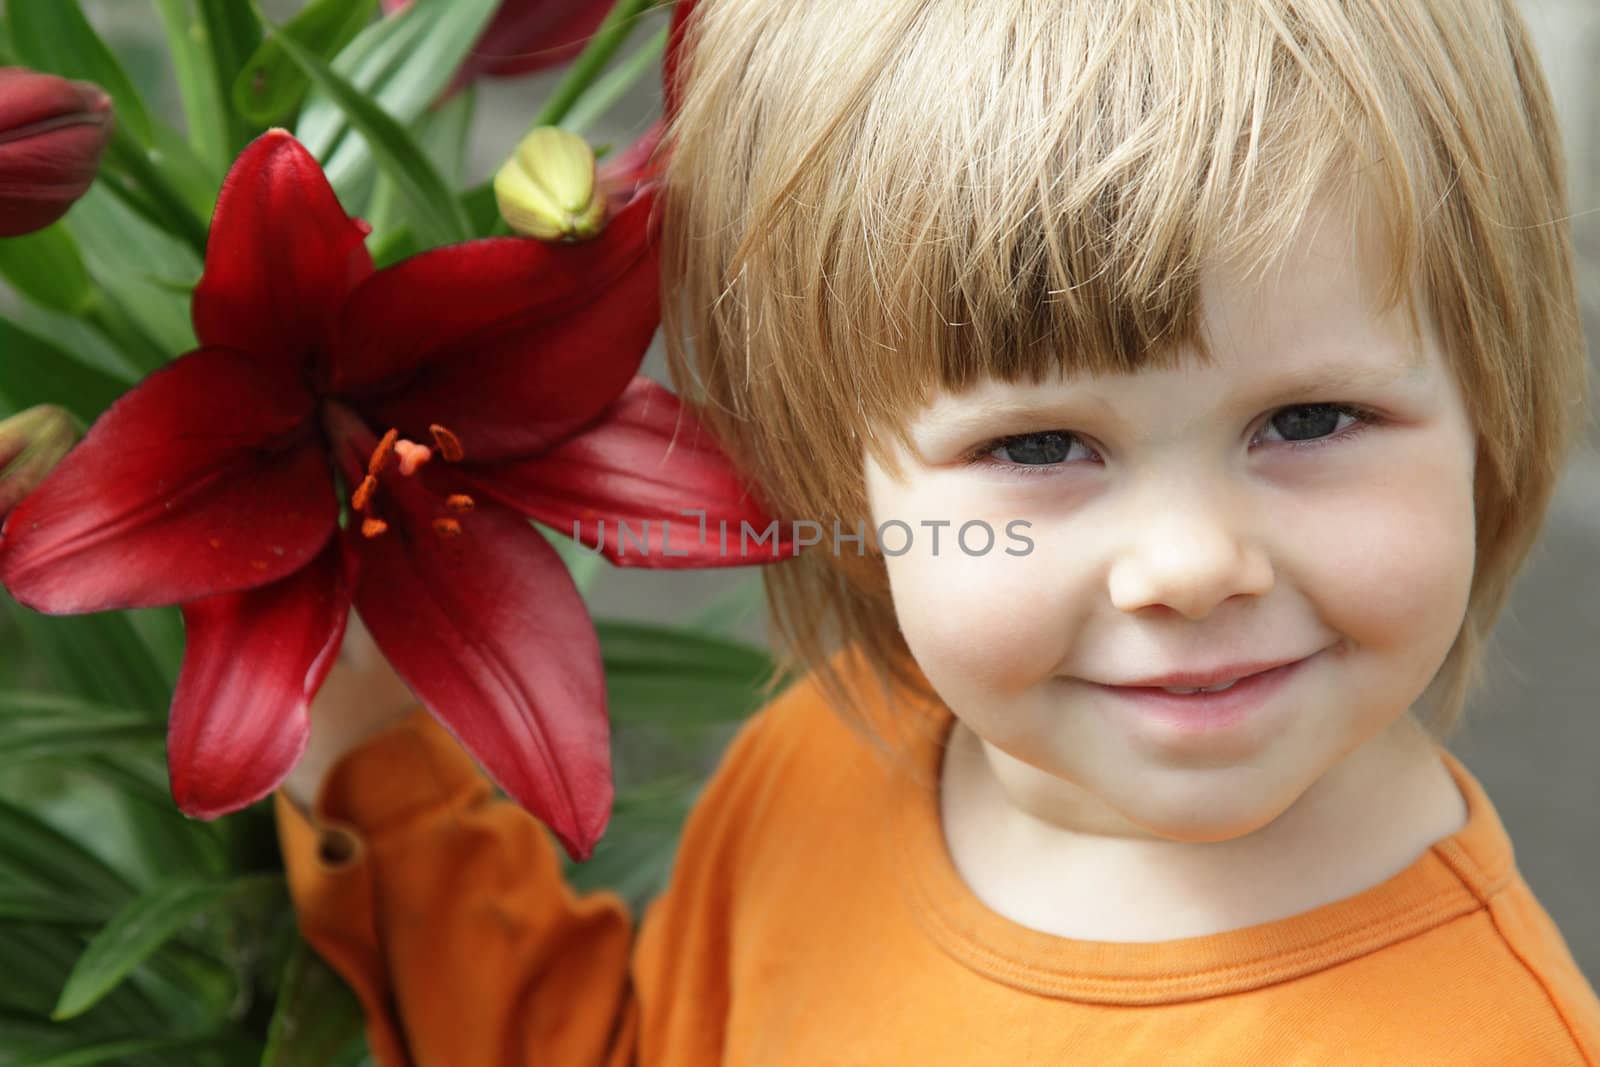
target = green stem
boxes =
[564,26,669,137]
[86,296,171,376]
[107,129,209,259]
[531,0,664,130]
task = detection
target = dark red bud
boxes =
[0,67,115,237]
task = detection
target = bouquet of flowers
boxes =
[0,1,784,1061]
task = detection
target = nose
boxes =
[1105,482,1274,620]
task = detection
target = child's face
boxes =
[863,202,1478,842]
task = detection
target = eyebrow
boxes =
[914,358,1429,446]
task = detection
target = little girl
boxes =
[276,1,1600,1062]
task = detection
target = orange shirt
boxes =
[277,653,1600,1065]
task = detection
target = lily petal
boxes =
[596,119,665,218]
[332,191,659,461]
[350,484,611,860]
[191,130,374,377]
[169,535,354,818]
[0,347,335,612]
[663,0,700,126]
[466,376,794,568]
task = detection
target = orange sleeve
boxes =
[274,707,638,1067]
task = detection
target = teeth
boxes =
[1162,678,1240,695]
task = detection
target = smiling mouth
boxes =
[1156,679,1243,695]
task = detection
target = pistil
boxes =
[394,440,432,476]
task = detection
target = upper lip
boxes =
[1108,657,1306,689]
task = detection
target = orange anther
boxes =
[351,474,377,512]
[368,428,399,476]
[395,440,432,476]
[430,424,464,462]
[432,517,462,538]
[445,493,475,514]
[361,517,389,538]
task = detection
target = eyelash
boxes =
[961,403,1382,480]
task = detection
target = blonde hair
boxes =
[657,0,1590,748]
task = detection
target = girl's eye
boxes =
[961,402,1379,479]
[964,430,1098,477]
[1254,403,1377,449]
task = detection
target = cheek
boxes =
[1291,443,1476,655]
[883,546,1066,695]
[868,461,1069,692]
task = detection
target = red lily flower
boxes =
[381,0,615,96]
[0,129,789,860]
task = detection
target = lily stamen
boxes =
[367,428,398,476]
[446,493,475,514]
[433,517,463,539]
[361,516,389,539]
[430,424,465,462]
[351,474,377,513]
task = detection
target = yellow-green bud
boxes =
[493,127,608,242]
[0,404,78,517]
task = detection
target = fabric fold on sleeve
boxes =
[274,706,637,1067]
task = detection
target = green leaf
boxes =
[0,798,133,911]
[257,5,472,247]
[233,0,377,125]
[0,925,155,1028]
[565,777,696,907]
[528,0,664,130]
[197,0,266,158]
[151,0,230,178]
[100,127,211,265]
[690,575,767,638]
[461,180,499,238]
[0,225,93,316]
[370,170,495,262]
[52,875,284,1021]
[0,303,141,393]
[64,185,200,366]
[0,888,107,926]
[293,0,496,206]
[6,1034,260,1067]
[562,23,670,137]
[1,596,173,715]
[364,82,473,265]
[6,0,157,146]
[0,693,164,770]
[261,936,368,1067]
[148,118,222,225]
[0,317,131,421]
[596,621,779,730]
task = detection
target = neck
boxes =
[939,715,1468,942]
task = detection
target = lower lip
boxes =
[1095,657,1312,734]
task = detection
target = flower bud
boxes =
[493,127,607,242]
[0,405,79,519]
[0,68,115,238]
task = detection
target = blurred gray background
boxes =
[34,0,1600,984]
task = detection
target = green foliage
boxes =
[233,0,379,125]
[0,0,737,1059]
[257,1,474,246]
